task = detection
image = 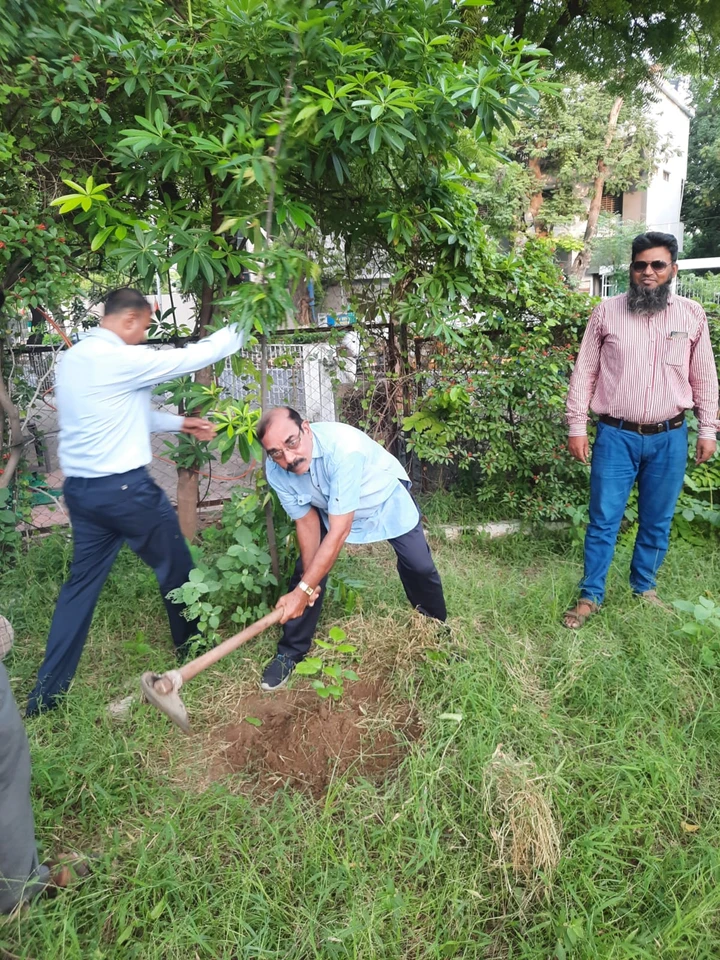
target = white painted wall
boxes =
[622,80,692,248]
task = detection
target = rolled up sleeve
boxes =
[266,464,311,520]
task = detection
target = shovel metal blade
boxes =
[140,672,191,735]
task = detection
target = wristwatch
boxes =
[298,580,315,597]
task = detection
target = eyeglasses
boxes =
[631,260,672,273]
[267,428,303,462]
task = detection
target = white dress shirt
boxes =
[56,325,245,478]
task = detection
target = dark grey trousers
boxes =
[277,508,447,661]
[0,664,48,914]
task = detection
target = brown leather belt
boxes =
[598,412,685,435]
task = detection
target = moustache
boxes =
[286,458,306,473]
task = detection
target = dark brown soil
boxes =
[207,681,420,798]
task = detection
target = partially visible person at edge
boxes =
[26,288,246,716]
[563,231,719,628]
[256,407,448,691]
[1,617,88,914]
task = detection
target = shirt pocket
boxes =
[664,335,689,366]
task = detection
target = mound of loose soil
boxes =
[207,681,419,798]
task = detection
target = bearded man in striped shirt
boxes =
[563,231,719,628]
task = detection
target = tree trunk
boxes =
[0,340,5,459]
[527,156,549,236]
[386,315,402,456]
[176,281,214,540]
[571,96,624,281]
[260,335,281,579]
[292,275,312,327]
[0,367,23,490]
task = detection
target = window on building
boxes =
[663,170,670,182]
[600,192,623,214]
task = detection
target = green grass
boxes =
[2,526,720,958]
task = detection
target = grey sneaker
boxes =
[261,653,298,691]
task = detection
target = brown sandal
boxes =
[44,852,94,890]
[636,589,671,611]
[562,599,600,629]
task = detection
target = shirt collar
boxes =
[87,327,126,346]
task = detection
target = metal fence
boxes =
[8,338,345,532]
[675,275,720,305]
[600,272,720,304]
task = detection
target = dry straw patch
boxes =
[343,608,455,681]
[492,628,552,714]
[482,745,561,907]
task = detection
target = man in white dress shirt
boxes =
[26,288,245,715]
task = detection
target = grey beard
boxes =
[627,279,672,315]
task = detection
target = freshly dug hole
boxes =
[204,681,420,798]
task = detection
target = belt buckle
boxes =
[637,423,648,435]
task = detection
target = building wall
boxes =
[622,81,692,249]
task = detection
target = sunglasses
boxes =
[631,260,672,273]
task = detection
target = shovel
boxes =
[140,607,284,734]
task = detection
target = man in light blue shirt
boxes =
[26,288,245,715]
[258,406,447,690]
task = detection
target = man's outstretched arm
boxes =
[275,510,354,623]
[114,325,247,389]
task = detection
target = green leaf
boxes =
[328,626,346,642]
[672,599,696,613]
[294,103,321,124]
[51,106,61,124]
[216,217,240,235]
[234,526,253,547]
[90,225,114,251]
[117,925,134,945]
[294,657,323,676]
[244,716,263,727]
[149,898,166,920]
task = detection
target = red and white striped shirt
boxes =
[566,293,719,439]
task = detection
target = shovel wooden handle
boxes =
[153,607,284,695]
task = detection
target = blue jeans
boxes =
[579,421,688,604]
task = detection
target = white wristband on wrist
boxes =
[298,580,314,597]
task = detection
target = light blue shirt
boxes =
[56,325,245,478]
[266,421,419,544]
